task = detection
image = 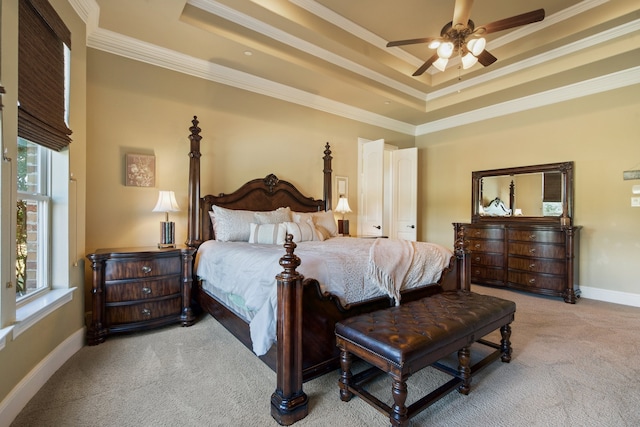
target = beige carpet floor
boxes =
[11,285,640,426]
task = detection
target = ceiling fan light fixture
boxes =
[428,40,441,49]
[461,52,478,69]
[437,42,454,59]
[467,37,486,56]
[432,57,449,72]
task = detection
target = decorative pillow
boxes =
[285,221,320,242]
[249,223,286,244]
[293,210,338,237]
[314,224,333,241]
[254,207,292,224]
[210,205,256,241]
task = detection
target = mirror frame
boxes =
[471,161,574,225]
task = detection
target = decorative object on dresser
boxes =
[454,161,580,303]
[86,246,196,345]
[152,190,180,248]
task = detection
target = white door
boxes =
[358,139,385,237]
[392,147,417,241]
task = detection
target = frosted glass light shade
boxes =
[436,42,454,59]
[432,57,449,72]
[467,37,486,56]
[461,52,478,69]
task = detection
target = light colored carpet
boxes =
[11,285,640,427]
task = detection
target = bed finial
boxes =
[186,116,203,248]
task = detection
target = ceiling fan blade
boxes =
[387,37,437,48]
[452,0,474,28]
[412,53,439,76]
[477,9,545,35]
[477,49,497,66]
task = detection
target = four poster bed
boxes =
[184,117,470,425]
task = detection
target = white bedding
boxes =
[195,237,452,356]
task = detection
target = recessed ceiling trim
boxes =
[428,17,640,101]
[188,0,427,100]
[87,27,416,135]
[417,66,640,135]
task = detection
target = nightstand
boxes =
[86,246,196,345]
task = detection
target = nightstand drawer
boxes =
[104,257,181,280]
[106,296,182,325]
[105,277,181,302]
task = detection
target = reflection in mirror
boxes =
[472,162,574,225]
[480,172,563,217]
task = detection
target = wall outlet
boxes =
[632,197,640,207]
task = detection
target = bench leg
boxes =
[390,375,409,427]
[457,345,472,395]
[338,349,354,402]
[500,323,513,363]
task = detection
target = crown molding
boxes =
[71,0,638,137]
[416,66,640,136]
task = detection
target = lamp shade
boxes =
[335,196,352,214]
[152,191,180,213]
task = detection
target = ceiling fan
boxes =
[387,0,545,76]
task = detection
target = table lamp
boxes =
[153,190,180,248]
[335,196,352,236]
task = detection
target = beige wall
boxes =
[0,0,86,406]
[418,84,640,295]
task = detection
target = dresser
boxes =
[86,246,196,345]
[454,223,580,303]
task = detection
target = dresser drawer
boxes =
[468,239,504,253]
[471,253,504,267]
[508,256,566,275]
[507,229,564,244]
[508,242,565,259]
[106,296,182,325]
[104,257,181,280]
[508,271,565,292]
[105,277,181,302]
[465,227,504,240]
[471,265,504,282]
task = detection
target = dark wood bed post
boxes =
[323,142,332,211]
[454,224,471,291]
[271,236,309,425]
[186,116,202,248]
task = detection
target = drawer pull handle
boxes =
[529,263,536,270]
[474,231,481,236]
[474,243,481,249]
[142,308,151,317]
[474,257,481,262]
[142,287,152,295]
[529,234,536,240]
[528,278,536,284]
[141,266,152,274]
[529,248,536,254]
[474,270,480,275]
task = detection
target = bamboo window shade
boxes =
[18,0,72,151]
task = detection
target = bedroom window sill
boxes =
[12,288,76,340]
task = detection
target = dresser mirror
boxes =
[471,162,574,225]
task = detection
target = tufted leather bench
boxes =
[335,290,515,427]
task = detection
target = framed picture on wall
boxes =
[335,175,348,198]
[125,153,155,187]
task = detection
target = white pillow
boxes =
[254,207,291,224]
[285,221,321,242]
[292,210,338,237]
[249,223,286,244]
[210,206,255,241]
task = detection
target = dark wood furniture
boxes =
[336,291,515,427]
[454,223,580,303]
[86,246,196,345]
[184,117,470,425]
[456,161,580,303]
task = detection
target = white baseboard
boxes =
[0,327,85,427]
[580,286,640,308]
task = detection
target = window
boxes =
[16,138,51,302]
